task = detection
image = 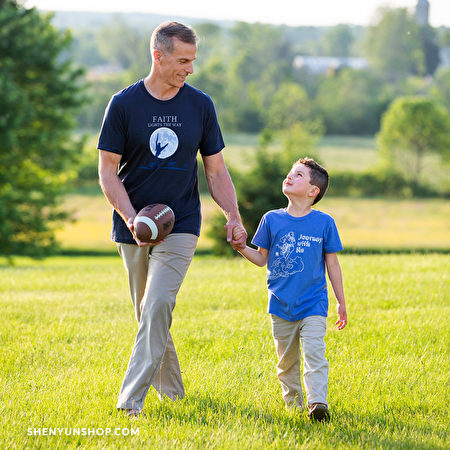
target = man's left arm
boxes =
[202,152,247,248]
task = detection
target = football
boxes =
[133,204,175,243]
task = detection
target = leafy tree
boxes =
[70,28,107,67]
[97,16,147,70]
[363,7,425,79]
[322,25,355,57]
[189,57,228,117]
[265,82,310,130]
[77,74,128,132]
[190,55,248,132]
[440,29,450,47]
[430,68,450,114]
[0,1,86,257]
[226,81,266,133]
[420,26,440,76]
[225,49,267,132]
[394,74,434,97]
[314,69,390,135]
[208,124,322,255]
[230,22,293,85]
[377,97,450,189]
[194,23,225,66]
[224,22,294,133]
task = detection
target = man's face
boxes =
[157,38,197,89]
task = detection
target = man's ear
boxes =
[153,49,163,64]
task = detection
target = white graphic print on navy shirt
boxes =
[149,127,179,159]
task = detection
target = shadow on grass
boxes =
[59,246,450,257]
[134,393,445,448]
[1,246,447,267]
[341,247,450,255]
[327,408,445,449]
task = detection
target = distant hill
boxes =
[42,10,365,49]
[42,10,236,31]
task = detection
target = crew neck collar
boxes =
[140,79,185,103]
[282,208,316,220]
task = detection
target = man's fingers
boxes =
[224,224,233,242]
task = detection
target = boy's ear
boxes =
[308,185,320,199]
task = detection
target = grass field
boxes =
[4,133,447,447]
[55,191,450,253]
[221,134,378,173]
[0,254,448,448]
[69,133,449,254]
[221,134,449,192]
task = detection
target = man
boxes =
[98,21,246,416]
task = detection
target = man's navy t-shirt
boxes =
[97,80,225,244]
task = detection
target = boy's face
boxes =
[282,163,317,199]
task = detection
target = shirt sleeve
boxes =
[324,217,343,253]
[251,213,270,250]
[198,95,225,156]
[97,95,126,155]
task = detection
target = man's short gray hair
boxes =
[151,22,198,53]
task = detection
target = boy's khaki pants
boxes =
[116,234,198,412]
[271,314,328,409]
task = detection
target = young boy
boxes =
[232,157,347,422]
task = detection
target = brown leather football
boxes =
[133,204,175,243]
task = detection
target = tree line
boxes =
[71,8,450,136]
[1,1,449,257]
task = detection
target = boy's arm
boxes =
[325,252,347,330]
[232,223,268,266]
[238,245,269,267]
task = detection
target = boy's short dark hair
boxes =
[294,157,329,204]
[151,22,198,53]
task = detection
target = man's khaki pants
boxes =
[271,314,328,410]
[116,233,198,412]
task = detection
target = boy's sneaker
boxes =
[308,403,331,422]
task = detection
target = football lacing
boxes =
[155,207,171,220]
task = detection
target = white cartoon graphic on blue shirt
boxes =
[150,127,179,159]
[268,232,304,281]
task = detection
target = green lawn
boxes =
[56,193,450,253]
[317,135,377,172]
[221,133,449,192]
[73,132,449,254]
[222,134,377,172]
[1,254,448,448]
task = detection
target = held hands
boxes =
[224,221,247,251]
[335,302,347,330]
[232,225,247,250]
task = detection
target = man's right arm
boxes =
[98,150,159,247]
[98,150,136,225]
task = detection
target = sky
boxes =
[24,0,450,27]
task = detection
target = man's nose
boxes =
[186,62,194,74]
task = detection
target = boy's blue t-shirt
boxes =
[97,80,225,243]
[252,209,343,321]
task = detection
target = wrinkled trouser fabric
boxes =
[116,233,198,412]
[271,314,328,409]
